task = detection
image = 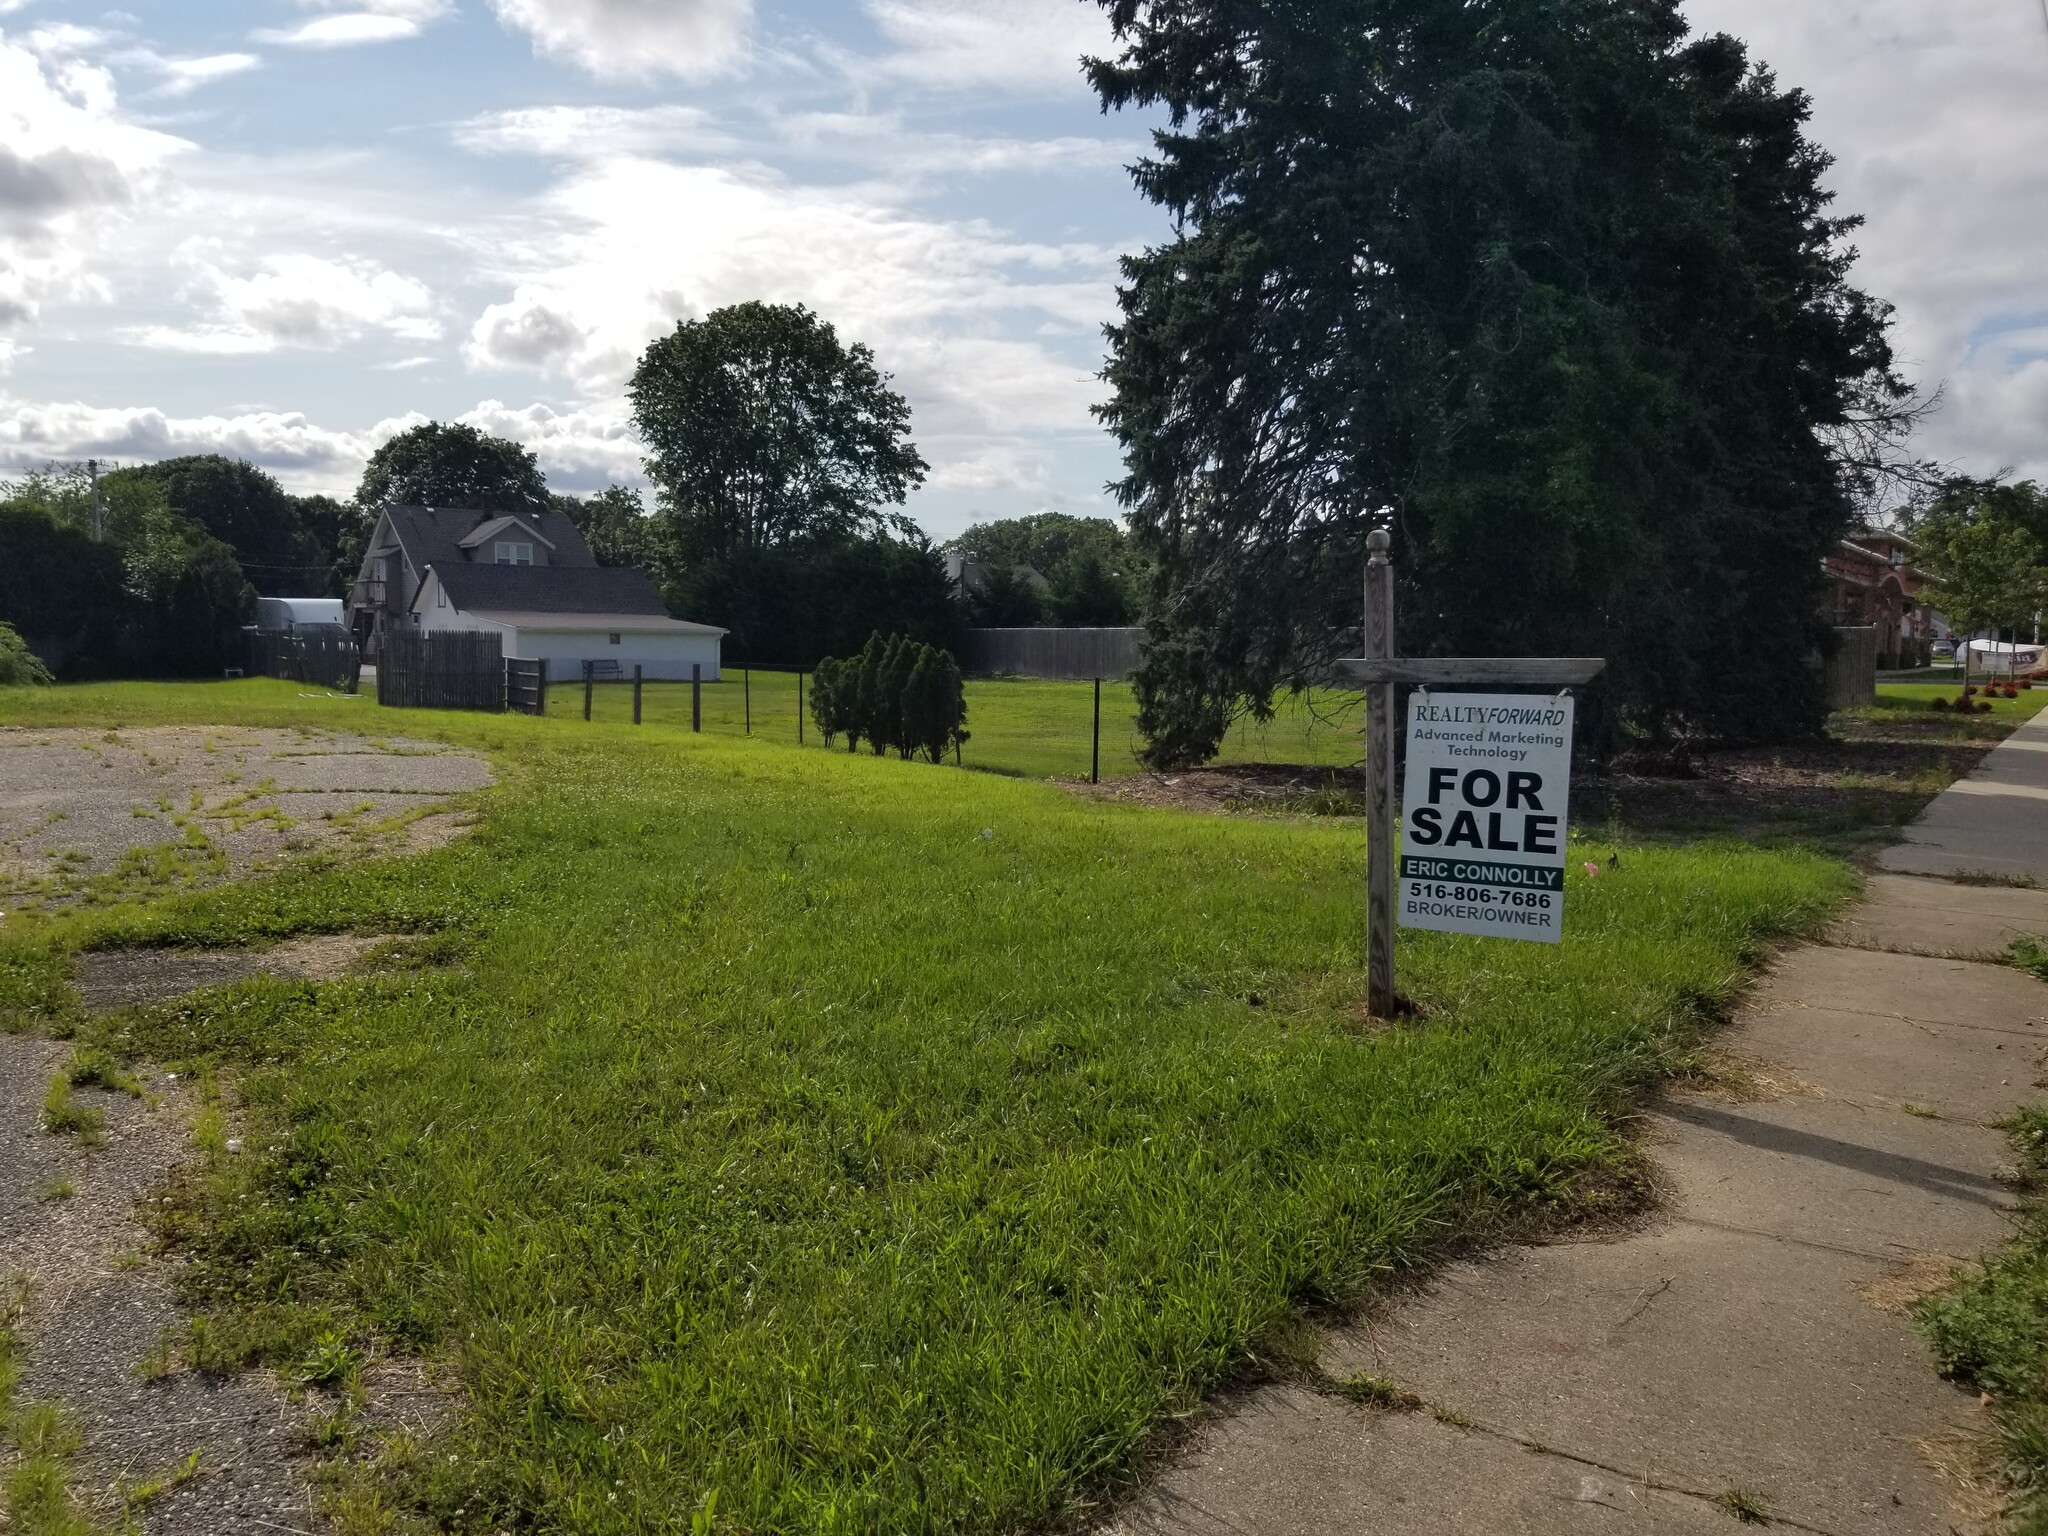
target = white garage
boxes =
[460,611,723,682]
[412,562,725,681]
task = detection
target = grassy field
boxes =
[547,671,1364,781]
[0,680,1850,1533]
[1865,680,2048,734]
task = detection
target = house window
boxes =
[435,586,447,608]
[608,633,621,645]
[494,541,533,566]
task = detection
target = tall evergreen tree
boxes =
[1088,0,1911,762]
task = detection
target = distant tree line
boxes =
[948,512,1146,628]
[809,634,969,762]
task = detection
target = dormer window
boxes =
[495,541,534,566]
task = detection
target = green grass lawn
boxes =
[0,680,1849,1533]
[1868,681,2048,731]
[550,671,1364,782]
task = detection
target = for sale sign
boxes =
[1398,692,1574,944]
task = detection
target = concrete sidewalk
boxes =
[1107,733,2048,1535]
[1881,705,2048,883]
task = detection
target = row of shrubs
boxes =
[1934,680,2031,712]
[810,633,970,762]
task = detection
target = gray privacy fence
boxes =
[962,627,1144,681]
[244,624,361,692]
[377,629,506,711]
[1824,624,1878,710]
[505,657,548,716]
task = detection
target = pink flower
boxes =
[1584,862,1600,877]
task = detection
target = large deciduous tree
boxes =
[1910,479,2048,642]
[357,422,553,515]
[1088,0,1912,764]
[628,301,926,561]
[629,302,944,663]
[112,456,321,597]
[951,512,1146,626]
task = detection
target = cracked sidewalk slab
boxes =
[1102,888,2031,1532]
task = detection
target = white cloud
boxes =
[149,52,261,95]
[458,397,640,487]
[1684,0,2048,482]
[776,111,1135,178]
[130,252,438,353]
[486,0,751,81]
[257,0,451,48]
[0,394,646,497]
[459,154,1110,379]
[860,0,1114,93]
[0,396,385,486]
[0,32,186,341]
[454,104,734,160]
[452,154,1116,500]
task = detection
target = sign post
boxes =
[1338,529,1605,1015]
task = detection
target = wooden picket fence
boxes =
[377,629,505,711]
[245,624,361,692]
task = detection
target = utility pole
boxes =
[88,458,104,542]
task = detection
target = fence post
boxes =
[744,668,751,735]
[537,658,548,716]
[797,671,804,744]
[1092,677,1102,784]
[584,660,594,722]
[692,663,702,732]
[633,664,643,724]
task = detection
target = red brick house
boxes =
[1823,530,1942,668]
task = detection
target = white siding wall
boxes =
[507,627,721,682]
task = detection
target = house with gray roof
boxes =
[348,506,724,681]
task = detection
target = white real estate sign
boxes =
[1398,691,1574,944]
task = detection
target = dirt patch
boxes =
[0,1033,326,1534]
[1069,763,1367,816]
[1669,1048,1827,1105]
[75,934,392,1012]
[1063,732,1994,852]
[0,726,491,914]
[1861,1252,1978,1317]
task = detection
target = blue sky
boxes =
[2,0,2044,541]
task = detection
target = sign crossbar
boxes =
[1342,529,1607,1016]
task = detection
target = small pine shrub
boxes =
[0,621,53,687]
[814,634,968,765]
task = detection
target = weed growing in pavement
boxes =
[1919,1105,2048,1531]
[66,1045,141,1097]
[40,1076,104,1147]
[1716,1486,1773,1523]
[119,1449,201,1515]
[2012,938,2048,983]
[0,1278,112,1536]
[1329,1372,1421,1410]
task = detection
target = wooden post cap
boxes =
[1367,528,1390,561]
